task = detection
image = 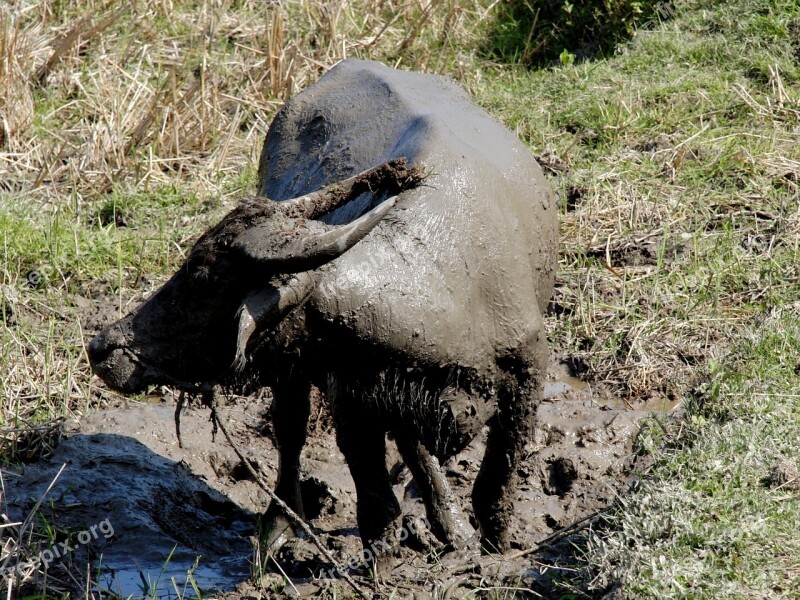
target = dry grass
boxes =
[3,0,800,596]
[482,1,800,593]
[0,0,488,202]
[483,39,800,402]
[0,1,490,594]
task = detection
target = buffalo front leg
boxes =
[472,332,546,553]
[260,375,311,552]
[331,387,401,577]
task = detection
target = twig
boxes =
[269,555,300,596]
[505,507,612,561]
[772,477,800,492]
[203,388,369,598]
[174,391,186,448]
[20,463,66,524]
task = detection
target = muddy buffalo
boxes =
[88,59,557,566]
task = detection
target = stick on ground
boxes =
[203,388,370,598]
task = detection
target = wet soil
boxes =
[3,361,675,598]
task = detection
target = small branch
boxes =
[203,389,369,598]
[505,508,611,561]
[174,391,187,448]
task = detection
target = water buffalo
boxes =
[88,59,557,566]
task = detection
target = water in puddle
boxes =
[544,370,680,413]
[543,374,589,398]
[96,554,250,599]
[601,394,682,413]
[7,371,676,600]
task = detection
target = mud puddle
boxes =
[3,402,267,598]
[97,557,248,599]
[3,362,678,598]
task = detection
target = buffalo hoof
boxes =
[258,512,302,556]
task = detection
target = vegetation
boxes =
[2,0,800,597]
[487,0,665,66]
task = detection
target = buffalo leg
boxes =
[472,331,546,552]
[331,388,401,576]
[260,375,311,551]
[394,432,475,550]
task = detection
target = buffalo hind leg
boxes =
[394,432,475,550]
[472,333,546,552]
[260,375,311,553]
[331,388,401,577]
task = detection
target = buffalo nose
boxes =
[87,332,109,365]
[87,327,127,365]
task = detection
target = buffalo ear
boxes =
[233,273,316,371]
[231,195,397,273]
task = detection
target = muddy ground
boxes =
[3,360,675,599]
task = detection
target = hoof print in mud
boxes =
[299,474,343,519]
[275,538,329,578]
[543,457,579,497]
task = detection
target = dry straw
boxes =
[1,0,484,202]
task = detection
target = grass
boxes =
[2,0,800,597]
[478,0,800,595]
[1,0,491,594]
[0,0,490,425]
[587,310,800,597]
[476,1,800,406]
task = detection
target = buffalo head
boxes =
[88,159,422,394]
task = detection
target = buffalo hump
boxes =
[261,60,556,374]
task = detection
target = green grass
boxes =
[467,0,800,595]
[2,0,800,596]
[473,0,800,400]
[589,311,800,597]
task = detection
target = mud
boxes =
[3,362,675,598]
